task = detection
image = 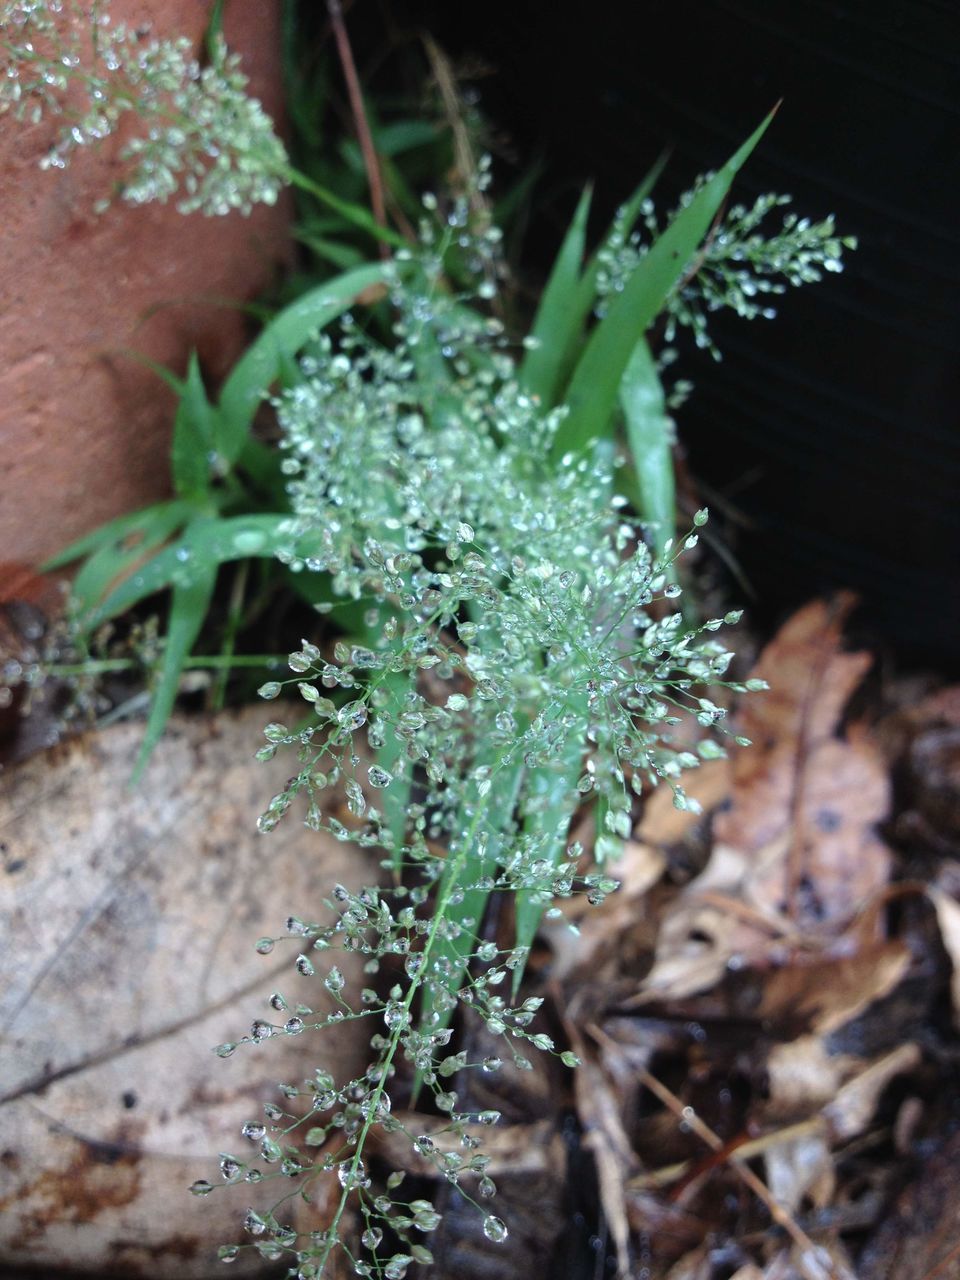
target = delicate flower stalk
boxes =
[197,192,768,1277]
[0,0,287,214]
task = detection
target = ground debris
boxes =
[545,598,960,1278]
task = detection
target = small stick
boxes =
[326,0,389,255]
[586,1022,839,1276]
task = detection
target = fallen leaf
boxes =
[822,1043,921,1142]
[758,939,911,1036]
[0,708,376,1277]
[859,1129,960,1280]
[928,888,960,1025]
[764,1131,835,1214]
[636,599,893,1007]
[765,1037,846,1117]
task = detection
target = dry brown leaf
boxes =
[766,1037,846,1117]
[758,939,911,1036]
[637,758,732,846]
[732,594,870,777]
[374,1115,560,1180]
[569,1041,635,1278]
[764,1131,835,1214]
[928,887,960,1025]
[636,599,893,1008]
[822,1042,921,1142]
[0,709,376,1277]
[665,1244,713,1280]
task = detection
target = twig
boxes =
[586,1022,840,1277]
[326,0,389,257]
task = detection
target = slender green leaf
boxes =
[620,337,675,556]
[131,563,218,782]
[41,499,196,572]
[216,263,391,464]
[70,501,198,618]
[555,111,776,456]
[417,755,527,1041]
[293,228,366,271]
[85,514,300,629]
[519,154,668,409]
[512,710,586,995]
[171,351,218,499]
[569,151,669,326]
[519,184,593,404]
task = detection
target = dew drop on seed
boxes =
[254,937,274,955]
[482,1215,508,1243]
[189,1179,213,1196]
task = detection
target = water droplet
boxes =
[254,937,274,955]
[190,1179,214,1196]
[367,764,393,789]
[244,1209,267,1235]
[482,1215,508,1243]
[232,528,267,555]
[324,966,345,994]
[284,1017,304,1034]
[337,700,368,730]
[241,1122,266,1142]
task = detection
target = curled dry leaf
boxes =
[927,887,960,1026]
[637,598,894,1009]
[0,708,376,1277]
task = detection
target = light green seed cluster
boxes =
[596,184,857,358]
[0,0,287,214]
[205,195,764,1277]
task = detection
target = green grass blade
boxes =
[85,514,297,628]
[519,154,668,410]
[519,184,593,405]
[417,757,527,1038]
[511,713,586,996]
[41,500,196,573]
[555,111,777,457]
[131,563,218,782]
[171,351,217,499]
[620,337,675,556]
[70,501,197,619]
[216,263,391,464]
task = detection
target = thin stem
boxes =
[315,758,511,1274]
[326,0,389,258]
[211,560,249,710]
[43,654,285,677]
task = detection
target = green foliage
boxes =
[38,264,392,775]
[190,177,774,1279]
[596,181,858,360]
[2,10,855,1271]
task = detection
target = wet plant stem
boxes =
[45,654,285,677]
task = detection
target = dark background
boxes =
[369,0,960,670]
